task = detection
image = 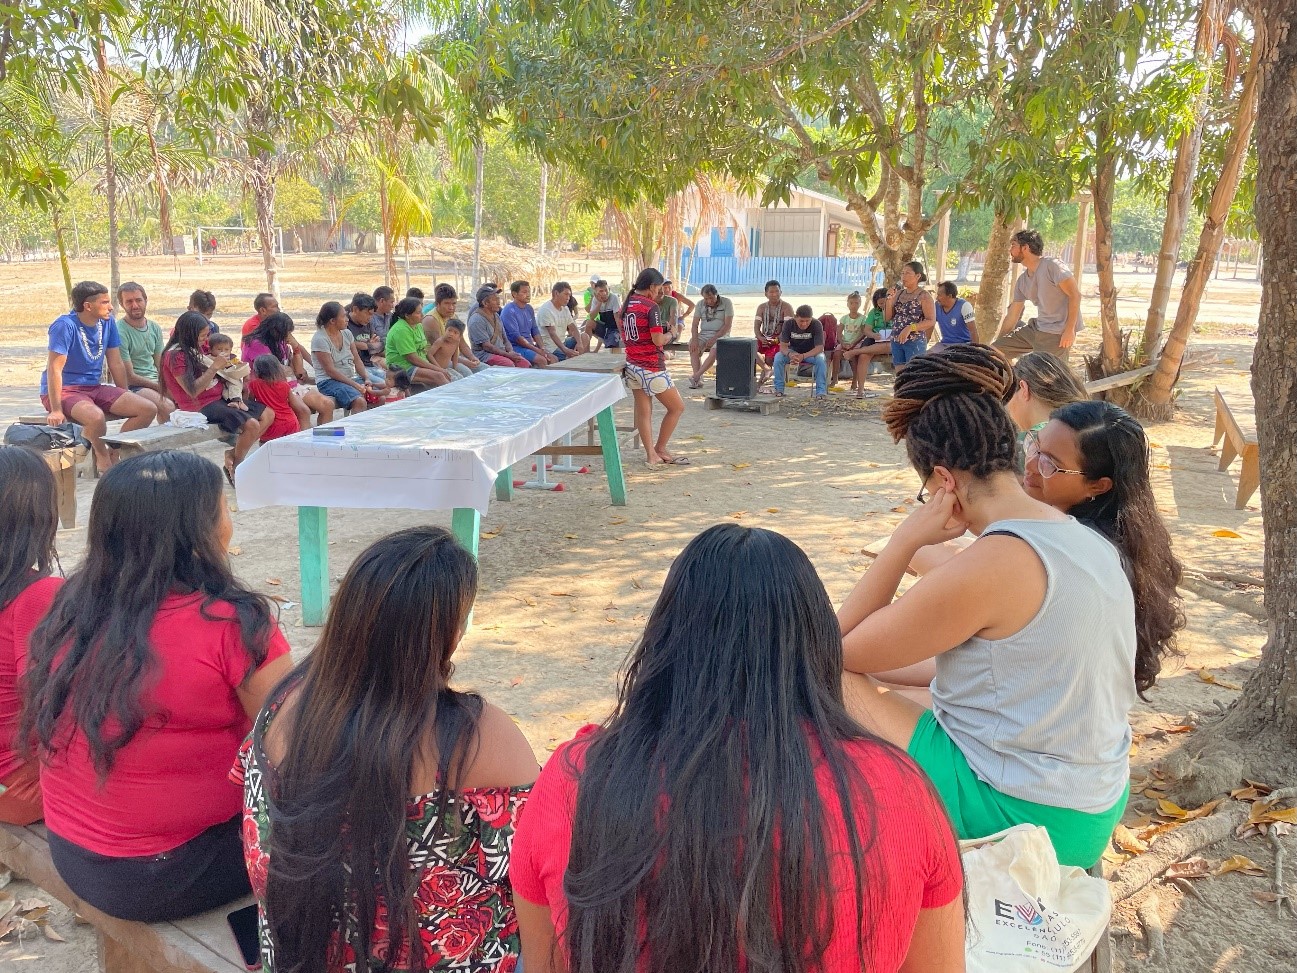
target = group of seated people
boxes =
[37,276,645,482]
[2,339,1185,971]
[696,264,978,400]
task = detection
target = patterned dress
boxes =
[235,696,531,973]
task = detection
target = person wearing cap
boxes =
[586,280,622,351]
[581,274,600,315]
[687,284,733,389]
[467,285,530,367]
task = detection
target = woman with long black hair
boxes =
[0,449,61,825]
[1023,399,1184,694]
[243,311,335,425]
[162,310,271,482]
[838,345,1142,868]
[22,451,292,921]
[511,524,964,973]
[240,527,538,973]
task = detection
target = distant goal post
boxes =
[193,226,286,266]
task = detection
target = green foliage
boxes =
[240,177,323,229]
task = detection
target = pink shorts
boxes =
[758,341,779,365]
[483,355,530,368]
[41,383,127,416]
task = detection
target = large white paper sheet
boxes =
[235,368,625,513]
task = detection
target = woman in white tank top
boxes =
[835,346,1157,868]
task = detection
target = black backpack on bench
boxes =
[3,421,89,452]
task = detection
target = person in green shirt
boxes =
[837,287,896,396]
[385,298,454,389]
[116,282,173,420]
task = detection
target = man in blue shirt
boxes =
[41,280,158,473]
[934,281,979,350]
[501,280,559,366]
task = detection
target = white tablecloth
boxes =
[235,368,625,513]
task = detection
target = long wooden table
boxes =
[236,369,627,624]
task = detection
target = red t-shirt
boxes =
[39,592,291,856]
[0,577,62,779]
[241,314,262,337]
[246,377,298,442]
[620,293,664,370]
[162,348,223,411]
[510,725,962,973]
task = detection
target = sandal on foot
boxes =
[223,451,237,487]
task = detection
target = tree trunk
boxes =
[538,161,548,255]
[1175,3,1297,787]
[933,209,951,284]
[1091,148,1123,372]
[378,177,397,287]
[975,210,1013,340]
[1142,0,1226,360]
[144,125,178,263]
[251,150,279,298]
[51,206,73,304]
[471,140,484,291]
[94,37,119,297]
[1134,31,1262,420]
[1247,0,1297,742]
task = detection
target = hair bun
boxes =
[883,345,1015,442]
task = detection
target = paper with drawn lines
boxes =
[235,369,624,513]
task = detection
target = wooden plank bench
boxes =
[1212,386,1259,509]
[0,822,250,973]
[1083,364,1157,395]
[100,424,235,459]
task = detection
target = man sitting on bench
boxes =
[41,280,158,474]
[772,305,828,399]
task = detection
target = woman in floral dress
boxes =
[237,527,538,972]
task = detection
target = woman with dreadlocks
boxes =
[837,344,1141,868]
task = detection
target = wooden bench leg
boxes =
[1212,402,1226,448]
[1086,862,1113,973]
[596,406,627,507]
[57,461,77,528]
[451,507,480,559]
[1218,433,1238,471]
[98,929,160,973]
[1236,448,1260,509]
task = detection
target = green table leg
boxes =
[451,507,481,558]
[596,405,627,506]
[298,506,329,626]
[495,467,514,502]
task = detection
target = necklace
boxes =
[77,319,105,361]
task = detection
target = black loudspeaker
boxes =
[715,337,758,399]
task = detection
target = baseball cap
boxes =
[475,283,502,304]
[589,274,600,284]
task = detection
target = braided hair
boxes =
[883,344,1018,479]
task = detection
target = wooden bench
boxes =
[1083,364,1157,395]
[100,424,234,459]
[0,822,250,973]
[1212,386,1259,509]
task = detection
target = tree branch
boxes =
[755,0,881,71]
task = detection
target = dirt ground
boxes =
[0,252,1284,972]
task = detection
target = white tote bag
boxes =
[961,825,1111,973]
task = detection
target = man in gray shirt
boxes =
[467,284,529,366]
[993,229,1082,362]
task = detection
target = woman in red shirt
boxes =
[510,524,965,973]
[22,450,293,922]
[619,268,687,468]
[162,311,271,483]
[0,449,62,825]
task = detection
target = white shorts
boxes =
[622,363,673,395]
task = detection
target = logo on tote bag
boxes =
[995,897,1046,928]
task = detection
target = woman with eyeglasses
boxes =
[836,345,1150,868]
[1023,400,1184,693]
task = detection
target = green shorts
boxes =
[907,710,1127,868]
